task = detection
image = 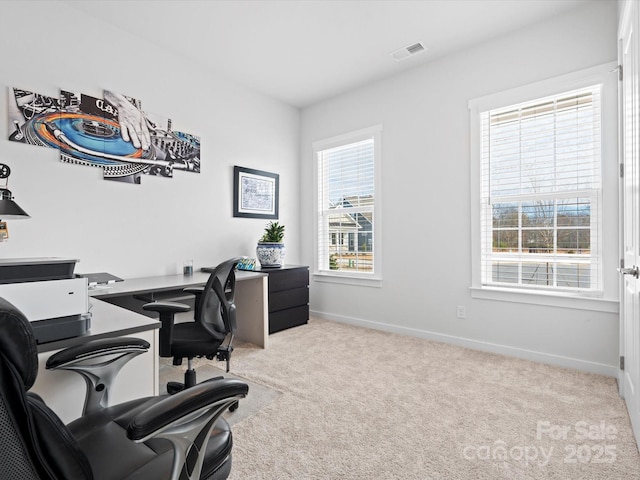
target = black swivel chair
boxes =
[0,296,248,480]
[143,257,243,394]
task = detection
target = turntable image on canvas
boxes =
[8,87,200,184]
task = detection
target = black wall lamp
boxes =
[0,163,29,239]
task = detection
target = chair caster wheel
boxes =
[167,381,185,395]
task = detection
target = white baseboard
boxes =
[311,310,618,377]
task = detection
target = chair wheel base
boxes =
[168,376,240,415]
[167,381,185,395]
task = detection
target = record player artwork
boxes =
[8,87,200,184]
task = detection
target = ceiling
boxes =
[63,0,598,108]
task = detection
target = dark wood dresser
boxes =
[255,265,309,334]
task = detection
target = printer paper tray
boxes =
[32,315,90,345]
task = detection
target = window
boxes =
[468,63,615,306]
[313,126,381,285]
[479,86,602,294]
[482,88,602,293]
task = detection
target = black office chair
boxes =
[0,296,248,480]
[143,257,243,394]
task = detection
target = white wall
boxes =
[300,2,620,375]
[0,1,300,278]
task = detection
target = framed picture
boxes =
[233,166,279,219]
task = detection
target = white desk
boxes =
[90,270,269,348]
[32,269,268,423]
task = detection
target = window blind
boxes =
[480,86,602,292]
[317,138,375,274]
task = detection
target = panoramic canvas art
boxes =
[8,87,200,184]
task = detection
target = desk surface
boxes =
[37,270,268,353]
[88,269,269,348]
[89,270,266,299]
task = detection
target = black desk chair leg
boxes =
[166,357,197,394]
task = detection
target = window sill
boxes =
[313,272,382,288]
[470,286,618,313]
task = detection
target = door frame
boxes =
[618,0,640,449]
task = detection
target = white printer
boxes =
[0,258,90,344]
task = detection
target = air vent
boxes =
[407,43,425,54]
[391,41,427,62]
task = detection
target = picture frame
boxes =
[233,165,279,219]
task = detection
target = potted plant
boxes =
[256,221,285,267]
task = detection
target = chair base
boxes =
[167,376,239,412]
[167,381,186,395]
[166,365,196,394]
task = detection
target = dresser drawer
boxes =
[267,267,309,292]
[269,286,309,312]
[269,305,309,334]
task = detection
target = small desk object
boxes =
[0,257,90,344]
[76,272,124,286]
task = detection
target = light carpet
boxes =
[169,317,640,479]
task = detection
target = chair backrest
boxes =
[0,297,93,480]
[197,257,243,339]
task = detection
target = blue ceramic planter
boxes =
[256,242,285,267]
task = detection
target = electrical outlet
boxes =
[456,306,466,319]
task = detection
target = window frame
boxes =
[312,125,382,287]
[468,63,618,313]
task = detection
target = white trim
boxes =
[470,286,618,313]
[311,309,618,377]
[312,124,382,151]
[313,272,382,288]
[468,62,617,112]
[616,0,632,402]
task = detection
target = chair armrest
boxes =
[143,301,191,357]
[45,337,151,416]
[46,337,150,369]
[128,378,248,440]
[128,378,249,480]
[183,286,204,295]
[142,301,191,315]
